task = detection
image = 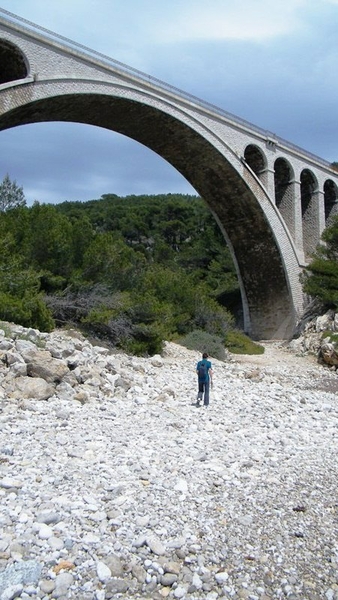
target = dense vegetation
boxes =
[5,170,338,357]
[0,182,243,355]
[302,215,338,308]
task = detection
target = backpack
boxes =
[198,361,208,382]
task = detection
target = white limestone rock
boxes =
[4,376,55,400]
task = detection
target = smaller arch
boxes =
[301,169,317,215]
[244,144,266,181]
[324,179,338,223]
[0,39,29,84]
[274,157,293,209]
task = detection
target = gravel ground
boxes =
[0,330,338,600]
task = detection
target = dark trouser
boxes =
[197,380,210,405]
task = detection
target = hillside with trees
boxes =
[4,172,337,358]
[0,182,244,355]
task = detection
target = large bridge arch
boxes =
[1,10,338,339]
[0,79,302,339]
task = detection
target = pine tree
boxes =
[0,173,26,212]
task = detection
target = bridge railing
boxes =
[0,7,333,171]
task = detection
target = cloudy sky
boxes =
[0,0,337,205]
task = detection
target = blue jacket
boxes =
[196,359,212,382]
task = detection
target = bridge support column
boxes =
[303,189,325,258]
[317,190,326,238]
[259,167,275,201]
[291,179,305,259]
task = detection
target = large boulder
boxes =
[23,349,69,383]
[318,340,338,367]
[5,376,55,401]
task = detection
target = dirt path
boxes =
[232,340,318,370]
[232,340,338,395]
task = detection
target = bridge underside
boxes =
[0,92,298,339]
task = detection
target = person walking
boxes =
[196,352,213,407]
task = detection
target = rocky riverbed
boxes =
[0,323,338,600]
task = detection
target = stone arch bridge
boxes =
[1,8,338,340]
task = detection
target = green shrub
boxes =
[82,300,165,356]
[321,330,338,344]
[122,323,164,356]
[0,292,54,332]
[193,294,234,337]
[178,329,226,361]
[224,330,264,355]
